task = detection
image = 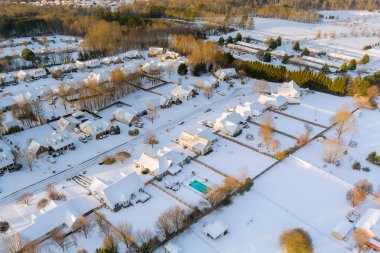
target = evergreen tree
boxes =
[235,33,242,42]
[321,63,330,73]
[339,63,348,73]
[21,48,36,63]
[361,54,370,64]
[192,63,206,76]
[293,41,300,51]
[268,38,277,49]
[275,36,282,46]
[282,54,290,64]
[352,77,370,96]
[348,59,357,70]
[226,36,233,44]
[177,63,188,76]
[218,37,225,46]
[263,52,272,62]
[301,47,310,56]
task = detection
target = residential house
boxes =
[171,85,196,100]
[27,139,48,158]
[19,196,98,243]
[29,68,47,80]
[110,56,123,64]
[215,68,237,81]
[71,111,84,119]
[214,112,243,137]
[86,71,111,84]
[203,220,229,240]
[79,119,112,139]
[113,108,139,126]
[142,61,161,75]
[17,70,30,81]
[161,51,179,60]
[277,80,301,99]
[258,94,288,110]
[56,117,78,132]
[0,144,18,174]
[235,102,266,119]
[101,57,112,66]
[75,60,85,70]
[148,47,164,57]
[355,208,380,239]
[46,132,75,153]
[0,74,17,86]
[84,59,101,69]
[163,243,183,253]
[135,147,188,177]
[124,50,143,60]
[160,95,173,109]
[178,129,216,155]
[89,172,148,211]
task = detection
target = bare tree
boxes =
[23,150,36,172]
[114,151,130,164]
[94,212,110,236]
[331,106,355,139]
[354,228,372,253]
[297,124,312,147]
[2,234,24,253]
[134,229,154,252]
[73,217,94,239]
[203,86,214,100]
[102,234,118,253]
[115,221,135,249]
[146,102,158,123]
[46,184,66,201]
[50,226,68,251]
[31,100,46,125]
[145,133,158,148]
[156,210,173,238]
[322,137,344,164]
[168,206,188,232]
[270,139,281,152]
[17,192,33,205]
[259,112,274,150]
[37,198,49,210]
[76,250,88,253]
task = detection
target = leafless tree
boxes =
[354,228,371,253]
[31,100,46,124]
[73,217,94,239]
[76,249,88,253]
[322,137,344,164]
[252,79,270,94]
[331,106,355,139]
[102,234,118,253]
[146,102,158,123]
[115,221,135,249]
[114,151,130,164]
[259,112,274,150]
[2,234,25,253]
[46,184,66,201]
[23,149,36,172]
[297,124,312,147]
[50,226,68,251]
[203,86,214,100]
[94,212,111,236]
[37,198,49,210]
[134,229,154,252]
[156,210,173,237]
[145,133,158,148]
[168,206,188,232]
[17,192,33,205]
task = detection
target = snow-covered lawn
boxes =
[160,156,353,253]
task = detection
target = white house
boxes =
[75,60,85,70]
[142,61,161,74]
[113,108,139,125]
[124,50,143,60]
[17,70,29,81]
[148,47,164,57]
[215,68,237,81]
[355,208,380,239]
[179,129,216,155]
[214,112,243,137]
[84,59,101,69]
[235,102,266,119]
[331,220,353,241]
[19,196,98,243]
[203,220,229,240]
[171,85,196,100]
[29,68,47,80]
[46,132,75,152]
[258,94,288,110]
[86,71,111,84]
[56,117,78,132]
[161,51,179,60]
[0,74,17,86]
[79,119,112,139]
[0,144,17,173]
[163,242,182,253]
[135,147,187,176]
[277,80,301,99]
[101,57,112,66]
[89,172,148,211]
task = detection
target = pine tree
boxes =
[275,36,282,46]
[293,41,300,51]
[263,52,272,62]
[282,54,290,64]
[177,63,187,76]
[226,36,233,44]
[218,37,225,46]
[348,59,357,70]
[235,33,242,42]
[301,47,310,56]
[339,63,348,73]
[321,63,330,73]
[361,54,370,64]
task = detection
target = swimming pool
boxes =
[189,180,208,193]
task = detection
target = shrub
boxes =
[37,198,49,209]
[362,167,370,172]
[282,54,290,64]
[367,151,380,165]
[293,41,300,51]
[361,54,370,64]
[275,151,286,160]
[192,62,207,76]
[279,228,313,253]
[352,161,361,170]
[263,52,271,62]
[301,47,310,56]
[52,69,63,80]
[101,156,116,165]
[235,32,242,42]
[346,187,366,207]
[141,168,149,174]
[242,178,253,192]
[177,63,187,76]
[0,221,9,234]
[348,59,357,70]
[128,128,139,136]
[218,37,225,46]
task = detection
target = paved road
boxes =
[0,87,247,206]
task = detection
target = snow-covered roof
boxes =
[0,73,16,83]
[85,71,111,84]
[214,112,243,135]
[277,80,301,98]
[0,143,14,169]
[19,196,98,242]
[124,50,142,59]
[113,108,138,125]
[258,94,288,108]
[203,220,229,239]
[28,68,46,78]
[57,117,77,131]
[215,68,237,80]
[79,119,111,136]
[0,96,16,109]
[142,61,160,73]
[17,70,29,79]
[196,128,217,143]
[355,208,380,231]
[14,92,33,104]
[164,242,182,253]
[148,47,164,55]
[235,102,266,118]
[332,219,352,240]
[46,131,74,150]
[90,172,144,208]
[171,85,191,99]
[28,139,44,154]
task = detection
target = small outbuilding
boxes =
[203,220,229,240]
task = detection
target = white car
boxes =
[47,156,56,164]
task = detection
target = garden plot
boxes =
[100,184,189,232]
[161,157,352,253]
[155,162,226,206]
[294,109,380,187]
[197,138,277,178]
[257,111,326,138]
[232,123,297,155]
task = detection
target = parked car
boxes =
[73,128,81,134]
[178,121,185,125]
[205,121,214,128]
[47,156,56,164]
[204,108,211,113]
